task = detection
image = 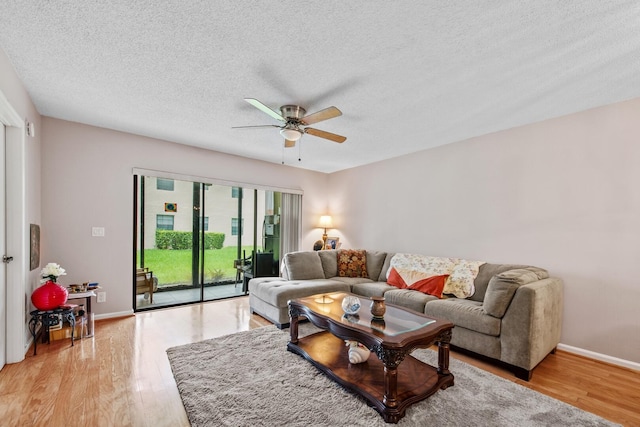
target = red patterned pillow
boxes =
[337,249,368,278]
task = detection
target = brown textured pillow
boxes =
[337,249,368,278]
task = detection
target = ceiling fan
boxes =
[233,98,347,147]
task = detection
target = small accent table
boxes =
[67,290,97,336]
[28,308,76,355]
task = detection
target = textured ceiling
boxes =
[1,1,640,173]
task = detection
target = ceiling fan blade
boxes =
[284,139,296,148]
[244,98,285,122]
[231,124,281,129]
[304,127,347,143]
[301,106,342,125]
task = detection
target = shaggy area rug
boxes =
[167,326,617,427]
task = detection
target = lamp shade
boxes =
[318,215,333,229]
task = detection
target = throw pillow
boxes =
[386,254,457,298]
[317,249,339,278]
[284,251,325,280]
[337,249,368,278]
[483,267,549,318]
[386,267,407,289]
[365,250,388,282]
[387,267,449,297]
[409,274,449,298]
[388,253,457,280]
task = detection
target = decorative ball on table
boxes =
[31,262,69,311]
[341,295,361,315]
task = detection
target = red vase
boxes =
[31,280,69,311]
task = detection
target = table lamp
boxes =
[318,215,332,248]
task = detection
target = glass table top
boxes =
[295,292,436,336]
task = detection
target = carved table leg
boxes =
[374,346,408,422]
[383,365,398,408]
[438,341,450,375]
[289,305,300,345]
[437,329,454,388]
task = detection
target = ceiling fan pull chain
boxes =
[298,140,302,162]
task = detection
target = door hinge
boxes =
[2,255,14,263]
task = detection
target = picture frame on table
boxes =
[326,237,341,250]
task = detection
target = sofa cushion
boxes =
[425,299,501,336]
[284,251,325,280]
[351,281,396,298]
[384,289,439,313]
[249,277,349,307]
[469,263,531,302]
[317,249,338,278]
[365,250,387,282]
[331,277,374,286]
[483,267,550,318]
[337,249,368,278]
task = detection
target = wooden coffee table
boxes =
[287,292,454,423]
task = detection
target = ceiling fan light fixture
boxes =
[280,128,302,141]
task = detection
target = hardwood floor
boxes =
[1,297,638,426]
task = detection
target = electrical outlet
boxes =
[97,291,106,303]
[92,227,105,237]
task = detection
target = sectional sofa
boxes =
[248,249,563,380]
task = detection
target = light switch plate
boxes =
[92,227,105,237]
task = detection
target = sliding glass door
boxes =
[133,174,291,311]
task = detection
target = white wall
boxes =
[0,48,42,286]
[329,97,640,364]
[40,118,329,317]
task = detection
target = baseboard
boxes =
[94,310,134,320]
[557,343,640,372]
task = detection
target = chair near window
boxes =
[234,252,252,289]
[136,268,156,303]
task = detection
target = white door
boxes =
[1,123,6,370]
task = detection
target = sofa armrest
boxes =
[500,277,563,370]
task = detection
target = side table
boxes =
[67,290,97,337]
[28,308,76,355]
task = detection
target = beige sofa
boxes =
[249,250,563,380]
